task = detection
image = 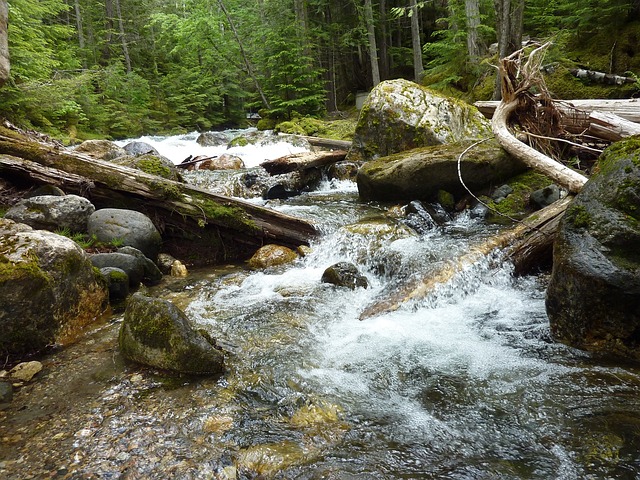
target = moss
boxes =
[485,171,552,222]
[136,157,172,179]
[257,118,277,130]
[437,190,455,210]
[228,136,249,148]
[567,203,592,229]
[187,193,259,234]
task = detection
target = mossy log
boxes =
[298,136,352,150]
[0,130,318,265]
[359,196,572,320]
[260,150,348,175]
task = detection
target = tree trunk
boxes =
[114,0,131,73]
[360,196,573,320]
[364,0,381,87]
[74,0,87,69]
[492,0,525,99]
[378,0,390,80]
[465,0,482,63]
[0,128,317,265]
[0,0,9,86]
[260,150,347,175]
[103,0,115,64]
[217,0,271,110]
[410,0,424,82]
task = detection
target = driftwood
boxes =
[0,128,318,265]
[260,150,347,175]
[587,111,640,142]
[476,98,640,134]
[359,196,573,320]
[492,44,588,193]
[177,155,217,169]
[570,68,636,85]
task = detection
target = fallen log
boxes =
[0,127,318,265]
[587,111,640,142]
[260,150,347,175]
[570,68,636,86]
[297,136,351,150]
[359,196,573,320]
[475,98,640,134]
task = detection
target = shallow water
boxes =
[2,140,640,479]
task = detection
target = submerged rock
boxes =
[119,293,224,375]
[248,244,298,269]
[348,78,491,162]
[321,262,369,289]
[546,138,640,361]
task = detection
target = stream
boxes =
[2,131,640,479]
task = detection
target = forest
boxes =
[1,0,640,142]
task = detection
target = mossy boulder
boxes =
[546,138,640,361]
[112,153,183,182]
[0,218,108,358]
[348,79,492,163]
[357,139,527,202]
[247,244,298,269]
[119,292,224,375]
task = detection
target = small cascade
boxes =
[60,131,640,479]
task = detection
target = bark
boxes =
[378,0,390,80]
[465,0,482,63]
[492,0,525,100]
[359,196,573,320]
[410,0,424,82]
[0,0,8,86]
[364,0,381,86]
[260,150,347,175]
[74,0,86,68]
[0,129,317,265]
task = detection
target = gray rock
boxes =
[123,141,159,156]
[0,218,108,357]
[90,253,145,288]
[75,139,126,161]
[119,293,224,375]
[5,194,95,232]
[530,184,561,208]
[88,208,162,261]
[0,381,12,405]
[546,139,640,361]
[99,267,130,300]
[321,262,369,289]
[157,253,178,275]
[117,246,163,285]
[197,131,229,147]
[348,79,491,163]
[492,184,514,202]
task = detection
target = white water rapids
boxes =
[73,131,640,478]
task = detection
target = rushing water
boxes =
[25,132,640,478]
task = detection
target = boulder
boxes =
[197,131,229,147]
[74,139,126,161]
[248,244,298,269]
[112,153,183,181]
[122,141,159,156]
[88,208,162,261]
[119,293,224,375]
[5,194,95,232]
[0,218,108,357]
[198,153,245,170]
[117,246,163,285]
[348,79,491,162]
[99,267,130,301]
[321,262,369,289]
[530,184,562,208]
[546,138,640,361]
[90,252,145,288]
[357,139,527,202]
